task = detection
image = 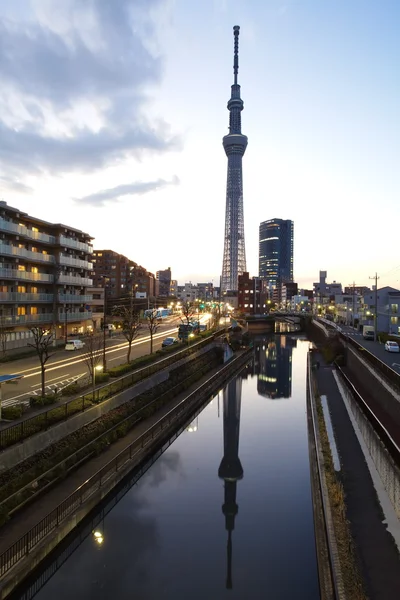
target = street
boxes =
[0,319,181,408]
[338,324,400,373]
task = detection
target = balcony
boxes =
[58,311,92,322]
[0,292,54,303]
[0,244,55,264]
[0,218,56,244]
[58,274,93,286]
[0,268,54,283]
[0,313,54,326]
[58,235,93,254]
[59,255,93,270]
[58,294,93,303]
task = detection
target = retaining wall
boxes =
[335,372,400,519]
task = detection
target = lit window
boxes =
[17,286,26,293]
[30,307,38,315]
[31,267,38,273]
[18,265,26,271]
[17,306,26,315]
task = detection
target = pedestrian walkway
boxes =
[0,364,221,556]
[313,353,400,600]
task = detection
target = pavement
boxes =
[313,354,400,600]
[0,363,221,558]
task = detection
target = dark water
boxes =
[20,336,319,600]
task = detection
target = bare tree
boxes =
[213,302,222,330]
[112,304,141,363]
[82,333,103,400]
[28,328,54,397]
[146,310,159,354]
[181,301,195,326]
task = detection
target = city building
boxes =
[313,271,342,304]
[170,279,178,297]
[176,283,197,302]
[281,282,298,309]
[197,282,214,302]
[156,267,172,297]
[0,201,93,349]
[362,286,400,335]
[221,26,247,293]
[259,219,294,299]
[92,250,156,310]
[238,272,267,315]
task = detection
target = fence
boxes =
[0,348,251,579]
[0,333,222,450]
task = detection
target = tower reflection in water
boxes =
[218,377,243,590]
[256,335,297,399]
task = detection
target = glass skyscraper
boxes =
[259,218,294,288]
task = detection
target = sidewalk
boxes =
[313,353,400,600]
[0,364,221,556]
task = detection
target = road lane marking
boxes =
[31,373,70,388]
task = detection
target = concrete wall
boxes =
[0,343,216,472]
[337,372,400,519]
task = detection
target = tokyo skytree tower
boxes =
[221,25,247,293]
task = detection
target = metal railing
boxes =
[335,364,400,469]
[0,244,55,263]
[0,347,251,578]
[59,255,93,270]
[58,274,93,286]
[0,292,54,303]
[0,219,55,244]
[0,333,223,450]
[307,352,341,599]
[58,236,93,254]
[0,313,55,326]
[58,294,93,303]
[0,269,53,283]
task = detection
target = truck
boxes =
[362,325,374,340]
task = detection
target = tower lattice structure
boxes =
[221,25,247,293]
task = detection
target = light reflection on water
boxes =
[24,336,320,600]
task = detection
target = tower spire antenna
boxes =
[233,25,240,85]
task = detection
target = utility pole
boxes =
[369,273,380,342]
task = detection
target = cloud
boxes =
[0,176,33,195]
[75,175,180,206]
[0,0,179,180]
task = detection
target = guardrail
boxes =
[0,348,252,579]
[339,333,400,391]
[307,352,341,599]
[335,363,400,469]
[0,332,223,451]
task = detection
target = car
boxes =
[384,341,399,353]
[162,337,179,347]
[65,339,85,351]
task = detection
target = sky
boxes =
[0,0,399,290]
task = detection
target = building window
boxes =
[32,227,39,233]
[31,286,38,293]
[30,307,38,315]
[17,306,26,315]
[391,316,398,325]
[17,286,26,293]
[391,304,398,314]
[31,247,37,253]
[31,267,38,273]
[18,265,26,271]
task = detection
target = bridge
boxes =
[244,311,311,332]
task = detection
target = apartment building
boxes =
[0,201,93,349]
[238,272,267,315]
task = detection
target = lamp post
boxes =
[93,364,103,402]
[102,279,108,372]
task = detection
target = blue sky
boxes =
[0,0,399,289]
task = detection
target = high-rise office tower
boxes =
[221,26,247,293]
[259,219,294,288]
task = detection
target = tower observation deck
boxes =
[221,25,247,293]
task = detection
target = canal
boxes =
[16,335,320,600]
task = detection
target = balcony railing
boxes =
[58,294,93,303]
[0,314,54,325]
[0,293,54,303]
[0,244,55,264]
[0,219,55,244]
[58,311,92,322]
[0,269,54,283]
[58,274,93,286]
[58,235,93,254]
[59,255,93,270]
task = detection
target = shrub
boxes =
[94,372,110,384]
[2,405,23,420]
[29,395,57,408]
[61,383,82,396]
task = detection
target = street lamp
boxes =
[93,364,103,401]
[102,278,109,372]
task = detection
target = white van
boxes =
[65,339,85,351]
